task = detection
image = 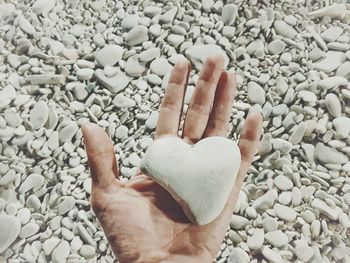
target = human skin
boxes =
[82,54,263,263]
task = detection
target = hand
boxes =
[82,55,263,263]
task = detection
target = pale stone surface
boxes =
[221,4,238,26]
[227,247,250,263]
[30,101,49,130]
[247,228,264,251]
[314,143,349,164]
[0,215,21,253]
[18,173,44,194]
[95,45,123,67]
[32,0,56,15]
[52,240,70,263]
[94,69,130,93]
[265,230,288,248]
[141,136,241,225]
[274,204,297,221]
[125,25,149,46]
[321,27,343,42]
[150,58,173,76]
[313,51,346,73]
[333,117,350,138]
[247,82,266,104]
[274,20,297,38]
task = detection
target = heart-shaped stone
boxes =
[140,136,241,225]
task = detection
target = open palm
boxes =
[82,55,263,263]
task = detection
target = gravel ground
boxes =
[1,0,350,262]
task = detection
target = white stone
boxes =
[128,152,141,167]
[115,125,128,139]
[332,246,350,262]
[19,222,40,238]
[48,131,59,151]
[18,16,35,35]
[0,3,15,20]
[221,4,238,26]
[268,40,286,55]
[313,51,346,73]
[52,240,70,263]
[318,76,347,90]
[32,0,56,15]
[143,6,162,17]
[150,58,173,77]
[0,215,21,253]
[125,56,145,77]
[185,45,229,70]
[274,203,297,221]
[30,101,49,129]
[59,122,79,143]
[325,93,342,117]
[262,217,278,232]
[16,208,31,225]
[321,27,343,42]
[274,20,297,38]
[289,122,306,145]
[145,111,159,130]
[58,196,75,215]
[261,246,283,263]
[159,7,177,24]
[314,143,349,164]
[19,173,44,194]
[140,136,241,225]
[298,90,317,104]
[7,54,21,69]
[167,34,184,47]
[333,117,350,138]
[121,14,139,31]
[26,74,66,85]
[230,215,250,230]
[95,45,123,67]
[265,230,288,248]
[309,4,347,20]
[94,69,130,93]
[43,237,60,256]
[301,210,316,224]
[80,244,95,259]
[311,198,342,220]
[247,228,264,251]
[336,61,350,79]
[125,25,149,46]
[246,39,264,57]
[112,94,136,108]
[253,189,278,212]
[76,68,94,80]
[296,244,315,262]
[274,175,293,191]
[247,82,266,105]
[139,48,161,62]
[227,247,250,263]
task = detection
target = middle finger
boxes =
[182,54,225,144]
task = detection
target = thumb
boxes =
[82,123,120,189]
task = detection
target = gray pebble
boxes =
[125,25,149,46]
[30,101,49,130]
[95,44,123,67]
